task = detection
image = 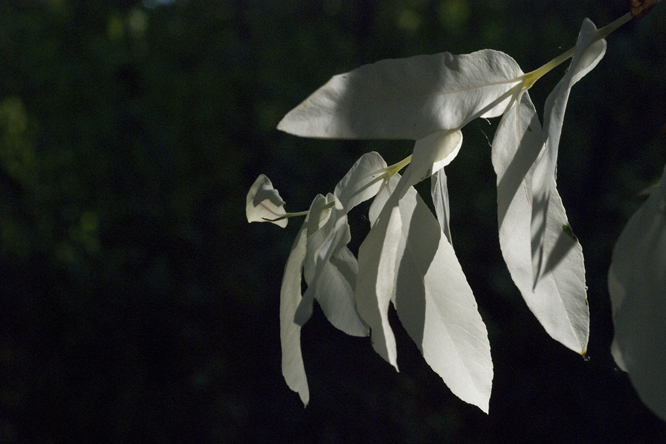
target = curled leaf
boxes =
[356,191,402,370]
[246,174,288,227]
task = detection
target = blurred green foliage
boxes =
[0,0,665,442]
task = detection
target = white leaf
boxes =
[357,129,465,368]
[279,223,309,405]
[294,152,388,335]
[492,91,589,354]
[246,174,288,227]
[359,131,492,410]
[296,194,368,336]
[531,18,606,283]
[334,151,388,213]
[356,191,403,370]
[393,185,493,413]
[302,194,332,285]
[369,173,400,227]
[320,246,368,336]
[609,165,666,421]
[278,49,523,140]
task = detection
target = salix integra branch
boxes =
[246,9,655,413]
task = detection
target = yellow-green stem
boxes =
[387,155,412,176]
[274,12,638,223]
[262,209,313,223]
[596,12,632,40]
[522,47,575,90]
[284,210,311,218]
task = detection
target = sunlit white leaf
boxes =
[357,131,462,365]
[296,194,368,336]
[293,152,393,335]
[356,128,473,377]
[322,246,367,336]
[302,194,334,286]
[531,18,606,283]
[609,165,666,421]
[246,174,288,227]
[279,223,309,405]
[334,151,388,212]
[492,91,588,354]
[393,184,492,413]
[278,50,523,140]
[356,191,402,370]
[369,173,400,227]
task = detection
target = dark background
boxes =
[1,0,665,442]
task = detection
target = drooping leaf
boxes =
[279,223,309,405]
[369,173,400,227]
[278,50,523,140]
[246,174,288,227]
[492,91,589,354]
[393,184,492,413]
[293,152,393,335]
[356,191,402,370]
[296,194,368,337]
[302,194,333,286]
[356,129,474,382]
[323,246,367,336]
[609,165,666,421]
[531,18,606,284]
